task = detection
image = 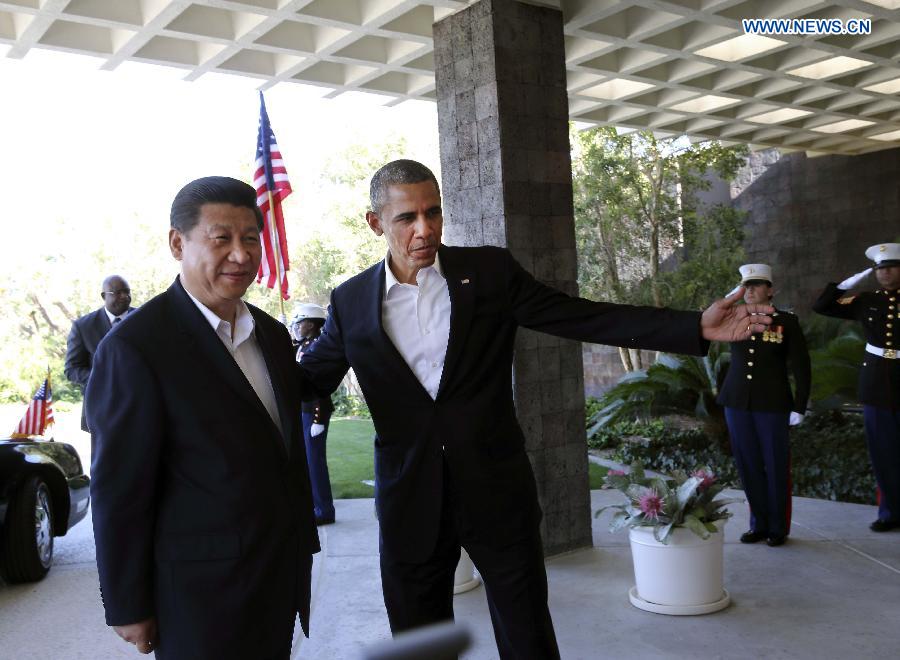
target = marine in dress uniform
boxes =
[813,243,900,532]
[293,303,337,525]
[718,264,811,547]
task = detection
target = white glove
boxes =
[789,412,805,426]
[726,284,743,298]
[838,268,872,290]
[310,423,325,437]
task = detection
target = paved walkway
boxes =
[2,488,898,659]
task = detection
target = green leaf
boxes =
[676,476,701,510]
[595,504,626,518]
[656,354,683,370]
[684,514,711,539]
[609,511,632,533]
[654,521,674,544]
[604,473,631,492]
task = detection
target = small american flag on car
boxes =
[11,372,54,438]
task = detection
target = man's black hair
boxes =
[170,176,264,233]
[369,160,440,215]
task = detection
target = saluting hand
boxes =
[700,287,774,343]
[837,267,872,291]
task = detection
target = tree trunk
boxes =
[650,218,661,307]
[631,348,644,370]
[29,295,61,334]
[618,346,633,372]
[595,202,624,302]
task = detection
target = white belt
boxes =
[866,343,898,359]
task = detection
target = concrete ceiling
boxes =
[3,0,900,155]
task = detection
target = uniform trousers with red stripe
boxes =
[725,408,792,537]
[863,406,900,523]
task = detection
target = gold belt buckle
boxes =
[885,348,897,359]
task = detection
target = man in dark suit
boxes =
[86,176,320,659]
[298,160,774,659]
[64,274,134,431]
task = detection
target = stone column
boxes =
[433,0,591,555]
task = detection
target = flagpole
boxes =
[266,189,287,323]
[46,366,54,436]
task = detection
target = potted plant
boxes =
[596,462,741,615]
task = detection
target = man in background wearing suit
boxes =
[86,176,320,659]
[298,159,774,659]
[64,274,134,432]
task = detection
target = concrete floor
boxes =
[1,488,898,660]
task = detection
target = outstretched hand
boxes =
[701,287,774,342]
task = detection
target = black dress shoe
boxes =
[740,530,768,544]
[766,535,786,547]
[315,516,335,526]
[870,519,900,532]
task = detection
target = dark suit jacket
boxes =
[717,309,811,414]
[813,283,900,409]
[65,306,133,431]
[86,278,320,660]
[299,246,707,563]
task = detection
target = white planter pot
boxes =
[627,520,730,615]
[453,548,481,595]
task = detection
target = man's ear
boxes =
[169,228,184,261]
[365,211,384,237]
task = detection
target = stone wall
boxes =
[731,147,900,314]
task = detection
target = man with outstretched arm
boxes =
[298,159,773,659]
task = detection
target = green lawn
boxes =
[327,418,377,499]
[326,418,610,498]
[588,462,609,489]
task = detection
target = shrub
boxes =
[789,410,875,503]
[586,418,667,451]
[332,390,371,418]
[586,346,730,441]
[611,427,740,487]
[595,412,877,505]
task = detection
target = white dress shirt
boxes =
[382,253,451,400]
[105,308,130,326]
[182,282,284,437]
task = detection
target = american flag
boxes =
[11,374,54,438]
[254,91,292,300]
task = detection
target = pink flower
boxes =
[608,469,626,476]
[692,470,716,490]
[638,489,663,519]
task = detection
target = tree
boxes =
[572,126,748,370]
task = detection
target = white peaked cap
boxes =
[739,263,773,284]
[865,243,900,268]
[291,303,327,323]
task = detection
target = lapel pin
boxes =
[461,278,470,284]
